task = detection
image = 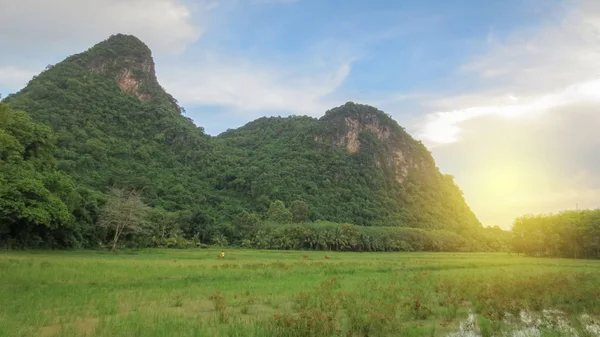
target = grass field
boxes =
[1,249,600,337]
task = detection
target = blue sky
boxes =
[164,0,553,134]
[2,0,600,228]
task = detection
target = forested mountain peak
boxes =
[319,102,434,184]
[67,33,161,102]
[321,101,398,128]
[217,102,481,231]
[2,33,210,210]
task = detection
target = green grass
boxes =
[1,249,599,337]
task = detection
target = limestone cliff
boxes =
[320,102,436,184]
[70,34,164,102]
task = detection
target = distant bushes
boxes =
[512,209,600,259]
[248,221,506,252]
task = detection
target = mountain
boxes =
[214,102,481,231]
[1,34,487,250]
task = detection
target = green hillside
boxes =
[1,34,500,250]
[214,103,481,231]
[3,34,213,210]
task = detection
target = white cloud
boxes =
[417,0,600,146]
[161,54,352,117]
[419,78,600,145]
[0,0,202,55]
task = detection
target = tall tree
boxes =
[267,200,292,224]
[290,200,310,223]
[0,103,75,248]
[235,210,260,237]
[98,188,149,251]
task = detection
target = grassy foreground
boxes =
[1,249,600,337]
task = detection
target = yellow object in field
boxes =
[220,251,225,258]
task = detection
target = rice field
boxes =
[1,249,599,337]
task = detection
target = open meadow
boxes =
[1,249,600,337]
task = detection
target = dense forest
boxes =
[0,103,85,247]
[2,34,594,256]
[512,210,600,259]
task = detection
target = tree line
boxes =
[20,184,507,253]
[511,210,600,259]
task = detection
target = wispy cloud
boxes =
[419,78,600,146]
[161,52,352,118]
[418,0,600,146]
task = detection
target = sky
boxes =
[1,0,599,229]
